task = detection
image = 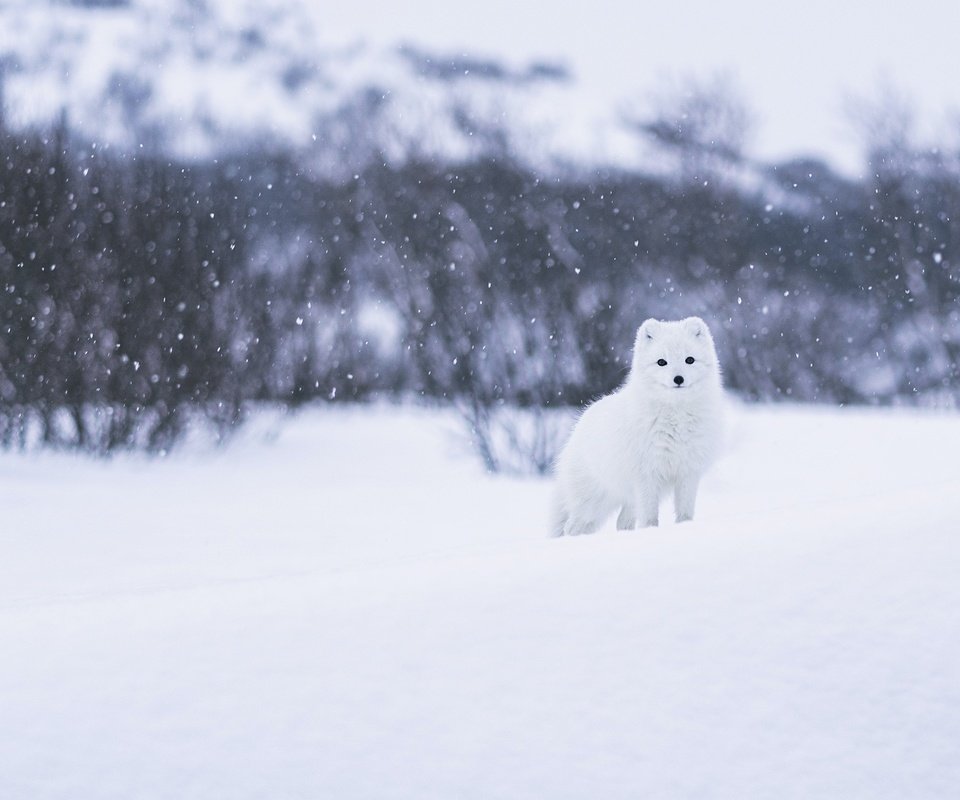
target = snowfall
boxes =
[2,401,959,799]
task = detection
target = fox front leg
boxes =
[635,482,660,528]
[674,474,700,523]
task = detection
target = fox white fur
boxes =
[551,317,723,536]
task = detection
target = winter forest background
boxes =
[1,0,958,458]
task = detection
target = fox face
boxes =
[632,317,720,392]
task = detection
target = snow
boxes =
[2,403,960,798]
[0,2,585,171]
[4,1,960,174]
[318,0,960,174]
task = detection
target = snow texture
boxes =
[2,404,959,798]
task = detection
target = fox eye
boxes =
[685,356,695,364]
[657,359,667,367]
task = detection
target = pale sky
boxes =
[319,0,960,173]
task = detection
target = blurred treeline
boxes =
[1,91,959,452]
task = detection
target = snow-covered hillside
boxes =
[0,0,811,186]
[2,403,959,798]
[0,0,613,173]
[4,0,910,195]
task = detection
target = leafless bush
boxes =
[457,399,572,476]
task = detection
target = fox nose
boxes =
[673,375,684,386]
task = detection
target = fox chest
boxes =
[634,408,710,476]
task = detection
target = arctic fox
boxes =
[551,317,723,536]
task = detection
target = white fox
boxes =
[551,317,723,536]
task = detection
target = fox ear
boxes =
[683,316,708,338]
[637,318,660,342]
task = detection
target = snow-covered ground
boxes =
[2,402,959,799]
